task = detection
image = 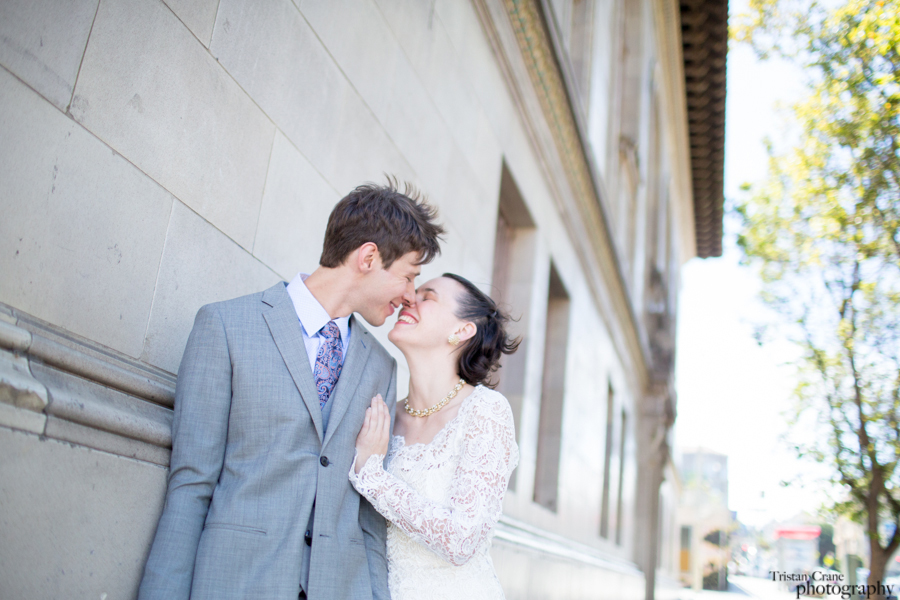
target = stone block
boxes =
[0,427,167,600]
[418,219,467,283]
[253,132,341,279]
[381,52,454,193]
[372,0,436,76]
[0,403,46,435]
[162,0,220,46]
[211,0,414,195]
[210,0,346,180]
[326,88,418,194]
[0,305,15,324]
[71,0,274,251]
[469,107,504,197]
[374,1,504,198]
[432,0,467,53]
[0,319,31,352]
[141,201,281,374]
[503,123,553,219]
[437,145,499,266]
[0,68,173,359]
[435,0,517,150]
[300,0,402,125]
[0,349,47,413]
[0,0,98,110]
[422,28,504,201]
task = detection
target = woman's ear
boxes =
[456,321,477,343]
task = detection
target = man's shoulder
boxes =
[196,283,284,322]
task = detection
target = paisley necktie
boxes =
[314,321,343,408]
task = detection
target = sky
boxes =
[673,24,833,527]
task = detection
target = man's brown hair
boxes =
[320,178,445,269]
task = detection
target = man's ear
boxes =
[456,321,477,343]
[356,242,381,273]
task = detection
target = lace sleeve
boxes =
[349,392,518,566]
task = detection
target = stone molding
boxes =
[0,303,174,465]
[652,0,700,265]
[495,513,644,576]
[0,300,645,574]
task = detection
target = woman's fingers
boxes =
[355,395,392,473]
[357,394,390,456]
[375,397,389,452]
[355,407,370,448]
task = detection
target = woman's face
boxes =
[387,276,468,352]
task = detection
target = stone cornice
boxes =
[681,0,727,258]
[474,0,649,389]
[653,0,700,264]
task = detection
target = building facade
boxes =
[676,448,734,591]
[0,0,725,598]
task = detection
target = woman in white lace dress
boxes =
[349,273,520,600]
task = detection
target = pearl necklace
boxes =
[403,378,466,418]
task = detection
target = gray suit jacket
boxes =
[139,282,395,600]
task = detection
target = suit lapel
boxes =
[323,315,372,448]
[261,283,324,443]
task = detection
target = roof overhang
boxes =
[680,0,728,258]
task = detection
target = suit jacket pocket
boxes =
[203,522,267,536]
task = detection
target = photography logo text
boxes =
[770,570,895,599]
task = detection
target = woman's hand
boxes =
[355,394,390,474]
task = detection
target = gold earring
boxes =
[448,334,460,346]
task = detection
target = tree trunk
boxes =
[867,539,887,600]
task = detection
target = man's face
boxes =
[355,251,421,327]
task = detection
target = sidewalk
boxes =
[677,575,813,600]
[730,575,802,598]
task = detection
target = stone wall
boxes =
[0,0,694,598]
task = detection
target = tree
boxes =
[734,0,900,595]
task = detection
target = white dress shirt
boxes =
[286,273,351,372]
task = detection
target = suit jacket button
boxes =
[320,456,330,467]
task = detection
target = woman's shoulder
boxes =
[459,387,518,460]
[466,386,515,426]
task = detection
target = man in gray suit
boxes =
[139,182,444,600]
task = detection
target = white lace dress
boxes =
[349,386,518,600]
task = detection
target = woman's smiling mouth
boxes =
[397,312,418,324]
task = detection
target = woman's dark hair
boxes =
[443,273,520,388]
[320,177,445,269]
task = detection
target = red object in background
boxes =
[774,526,821,540]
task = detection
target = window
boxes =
[533,263,570,512]
[615,409,628,544]
[491,164,536,491]
[600,382,615,536]
[680,525,692,573]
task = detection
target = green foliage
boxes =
[734,0,900,579]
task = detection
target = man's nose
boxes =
[402,282,416,305]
